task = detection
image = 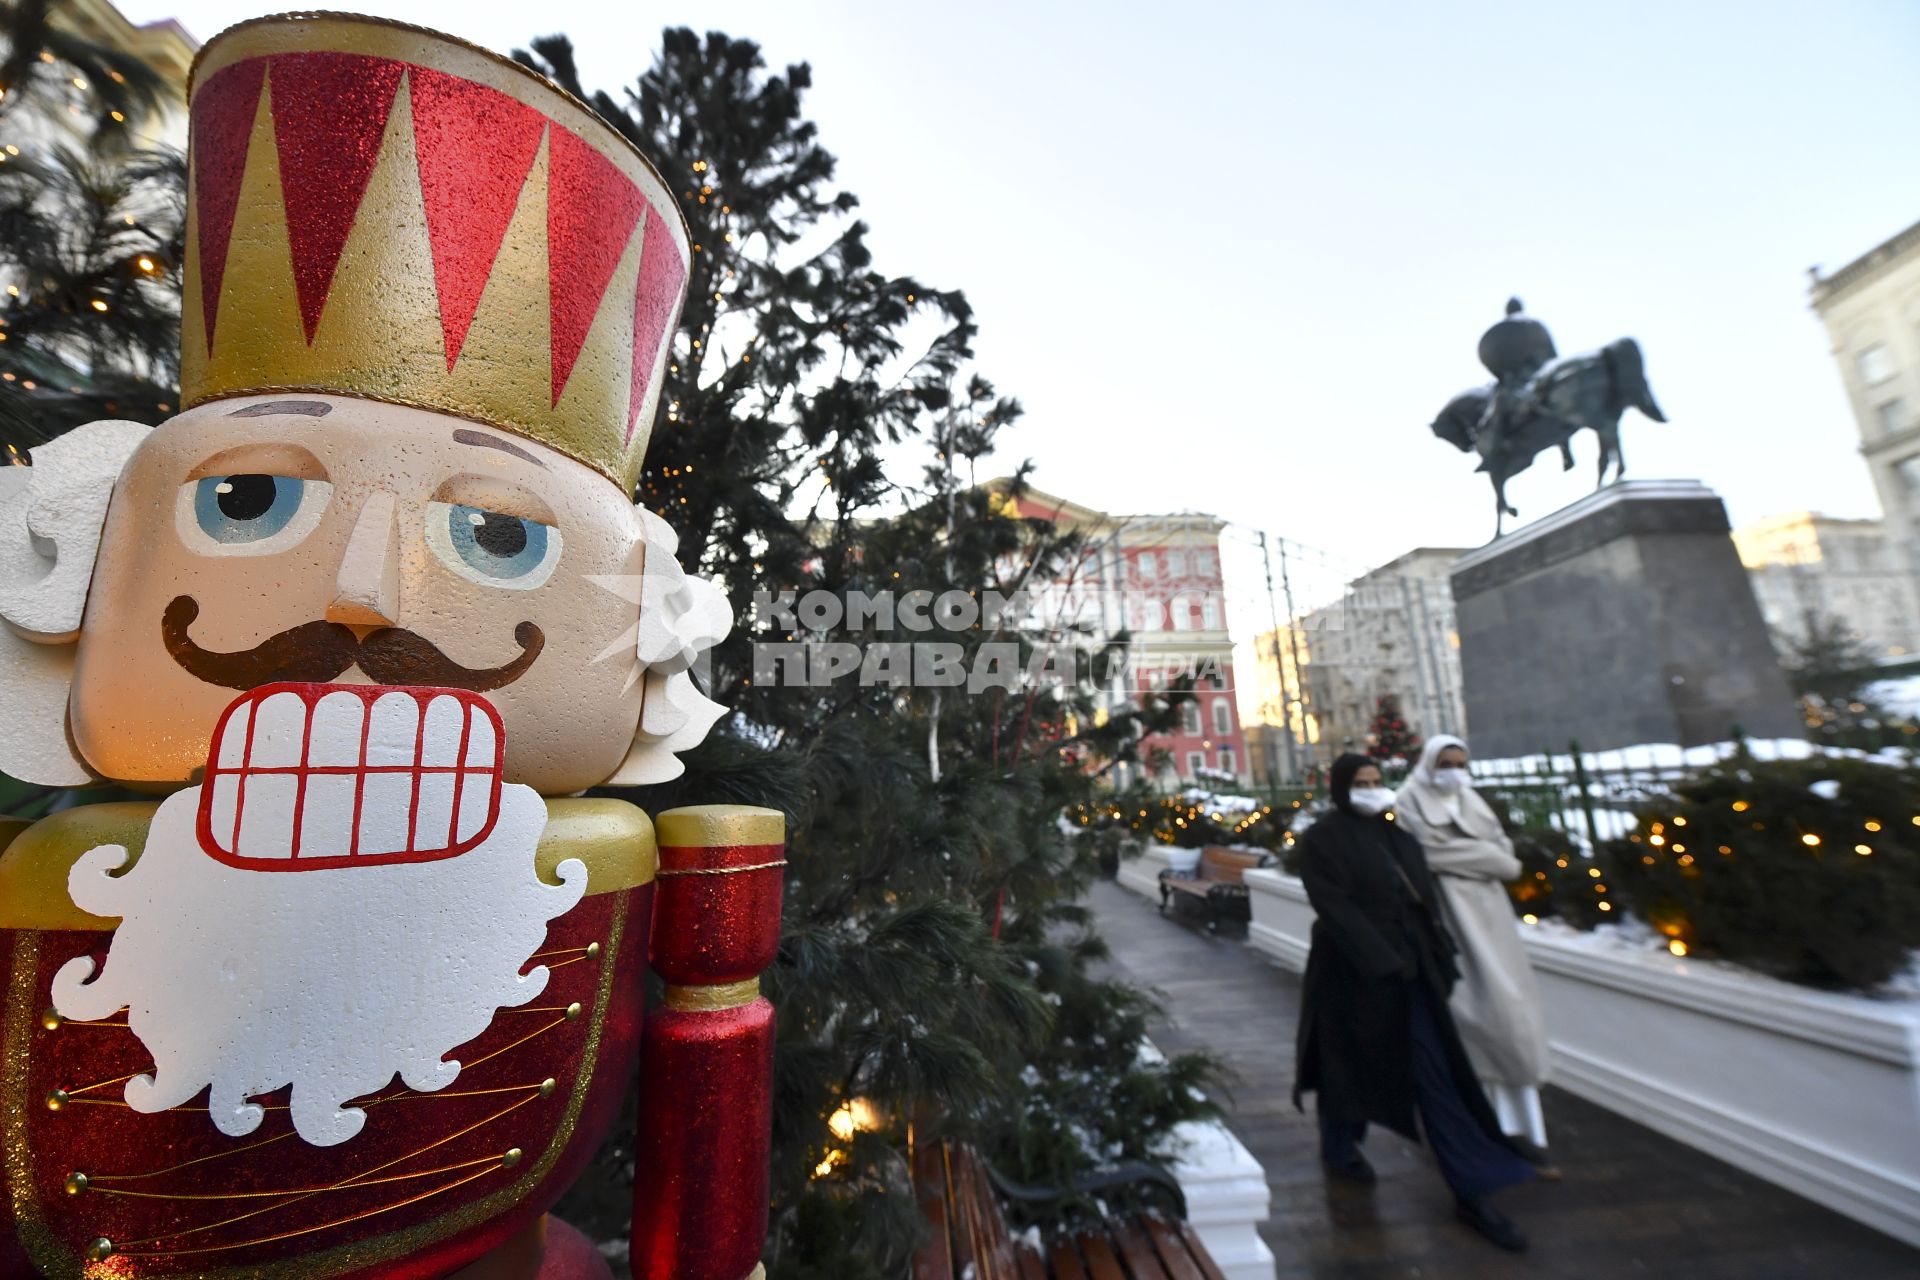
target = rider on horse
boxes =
[1475,298,1557,466]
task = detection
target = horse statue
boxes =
[1431,300,1666,537]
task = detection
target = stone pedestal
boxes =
[1450,480,1800,759]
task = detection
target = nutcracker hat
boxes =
[182,12,691,491]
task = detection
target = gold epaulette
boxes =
[0,797,655,931]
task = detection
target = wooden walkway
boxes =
[1088,878,1920,1279]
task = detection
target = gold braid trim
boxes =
[662,979,760,1013]
[654,859,787,878]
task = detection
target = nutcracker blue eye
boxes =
[186,475,330,549]
[427,502,562,590]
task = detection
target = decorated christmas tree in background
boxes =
[1365,693,1420,766]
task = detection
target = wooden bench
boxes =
[1159,846,1274,933]
[910,1140,1225,1280]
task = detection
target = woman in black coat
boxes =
[1293,753,1534,1252]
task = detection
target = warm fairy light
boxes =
[109,110,124,122]
[1587,867,1601,878]
[828,1098,880,1142]
[1801,834,1821,848]
[1668,939,1688,957]
[136,256,155,272]
[1597,901,1613,912]
[1648,834,1665,847]
[1672,816,1687,826]
[1855,844,1872,856]
[1732,801,1750,812]
[1521,914,1538,925]
[1865,821,1882,832]
[89,298,108,312]
[1555,857,1568,868]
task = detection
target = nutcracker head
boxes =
[0,12,722,796]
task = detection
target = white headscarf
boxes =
[1402,733,1502,837]
[1412,734,1469,789]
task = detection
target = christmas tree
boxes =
[1366,693,1420,765]
[515,30,1221,1275]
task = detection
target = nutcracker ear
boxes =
[0,420,151,785]
[601,507,732,787]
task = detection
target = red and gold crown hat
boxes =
[182,12,690,492]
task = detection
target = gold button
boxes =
[85,1238,113,1262]
[45,1089,68,1111]
[64,1172,88,1195]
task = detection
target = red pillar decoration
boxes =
[631,806,785,1280]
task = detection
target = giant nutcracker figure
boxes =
[0,13,782,1279]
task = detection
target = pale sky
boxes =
[123,0,1920,585]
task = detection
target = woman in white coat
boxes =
[1394,735,1557,1171]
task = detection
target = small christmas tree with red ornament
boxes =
[1366,694,1420,766]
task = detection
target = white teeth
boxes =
[208,774,240,844]
[456,775,491,842]
[463,712,496,768]
[308,691,366,766]
[248,691,307,768]
[216,702,253,769]
[366,693,421,766]
[357,773,414,856]
[412,772,457,849]
[210,687,502,862]
[298,773,357,858]
[235,774,297,858]
[420,696,465,767]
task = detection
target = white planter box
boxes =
[1167,1118,1276,1280]
[1244,867,1313,973]
[1116,845,1178,902]
[1140,1037,1275,1279]
[1241,870,1920,1247]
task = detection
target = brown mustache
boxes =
[162,596,544,692]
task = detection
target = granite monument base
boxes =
[1449,480,1801,759]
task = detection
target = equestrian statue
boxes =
[1431,299,1666,536]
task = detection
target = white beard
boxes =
[51,779,585,1147]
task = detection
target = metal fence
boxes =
[1466,734,1896,852]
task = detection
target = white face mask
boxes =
[1430,766,1470,792]
[1348,787,1395,816]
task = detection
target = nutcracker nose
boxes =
[327,491,400,629]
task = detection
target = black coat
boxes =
[1291,809,1507,1144]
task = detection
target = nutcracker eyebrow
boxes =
[453,428,546,469]
[227,400,332,418]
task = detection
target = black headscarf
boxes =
[1329,752,1377,816]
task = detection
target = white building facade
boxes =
[1808,218,1920,580]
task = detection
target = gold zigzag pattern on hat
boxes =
[182,14,691,491]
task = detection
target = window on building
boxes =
[1167,549,1188,578]
[1878,399,1907,437]
[1218,747,1235,774]
[1202,595,1222,629]
[1212,699,1233,735]
[1136,553,1159,581]
[1197,550,1217,578]
[1186,751,1205,775]
[1182,702,1202,736]
[1859,344,1895,386]
[1896,454,1920,493]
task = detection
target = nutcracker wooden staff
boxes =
[0,12,780,1278]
